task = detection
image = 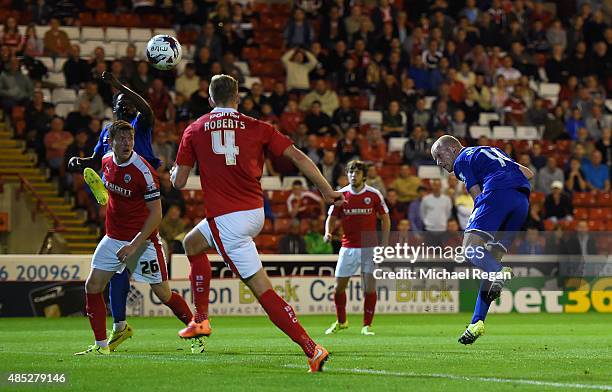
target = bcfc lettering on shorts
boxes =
[344,208,374,215]
[106,182,132,197]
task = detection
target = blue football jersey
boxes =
[93,113,161,169]
[453,146,530,193]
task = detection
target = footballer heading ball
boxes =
[146,34,182,71]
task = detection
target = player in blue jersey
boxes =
[431,135,534,344]
[67,71,170,352]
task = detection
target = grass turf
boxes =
[1,313,611,391]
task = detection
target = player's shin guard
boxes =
[259,289,317,358]
[334,291,347,324]
[363,292,377,326]
[471,280,492,324]
[164,292,193,325]
[188,253,211,323]
[468,246,502,273]
[109,270,130,323]
[86,293,107,341]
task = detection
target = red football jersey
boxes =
[176,107,293,218]
[329,185,389,248]
[101,151,161,241]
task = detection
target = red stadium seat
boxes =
[11,105,25,121]
[607,220,612,231]
[94,12,115,27]
[556,140,571,153]
[260,77,276,92]
[574,208,589,220]
[268,190,290,205]
[587,220,606,231]
[596,192,612,207]
[318,135,337,150]
[385,151,402,165]
[572,192,596,207]
[529,192,546,205]
[543,219,556,231]
[256,234,280,250]
[589,208,611,220]
[274,218,292,234]
[119,14,141,27]
[559,220,577,230]
[271,204,289,218]
[241,47,259,61]
[262,218,274,234]
[378,165,401,180]
[350,95,370,110]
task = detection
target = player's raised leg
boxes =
[325,276,350,334]
[75,267,115,355]
[178,227,213,339]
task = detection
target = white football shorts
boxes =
[91,235,168,284]
[196,207,265,279]
[335,247,375,278]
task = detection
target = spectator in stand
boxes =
[373,74,402,110]
[360,128,387,166]
[450,109,468,138]
[239,96,260,118]
[148,78,172,121]
[545,44,569,84]
[189,79,212,119]
[282,48,318,94]
[491,75,510,113]
[159,171,185,214]
[536,156,565,194]
[130,61,153,98]
[287,180,325,220]
[279,220,307,254]
[384,188,407,230]
[159,204,186,254]
[335,127,360,164]
[564,157,587,193]
[337,57,363,96]
[495,56,521,86]
[195,22,222,61]
[175,63,200,100]
[582,150,610,191]
[391,164,421,204]
[44,116,73,174]
[43,18,70,57]
[305,218,333,254]
[526,97,549,127]
[428,100,452,134]
[152,130,176,171]
[317,150,343,188]
[420,179,453,244]
[517,228,545,255]
[344,5,369,40]
[25,90,52,159]
[63,44,92,89]
[559,75,579,103]
[422,40,443,70]
[565,107,587,140]
[503,89,527,126]
[291,123,309,150]
[544,181,574,222]
[319,5,348,50]
[365,165,386,197]
[0,57,34,111]
[63,127,94,189]
[544,105,570,141]
[65,100,92,134]
[119,44,138,82]
[331,96,358,136]
[245,83,268,114]
[21,24,44,58]
[304,101,332,136]
[595,128,611,167]
[407,186,426,232]
[454,184,474,230]
[299,79,339,117]
[585,105,610,140]
[268,81,289,117]
[301,134,322,165]
[563,219,597,256]
[403,125,432,166]
[547,20,568,51]
[220,52,244,84]
[172,93,191,126]
[278,99,303,135]
[284,8,313,48]
[1,16,22,55]
[260,103,279,126]
[518,153,537,190]
[412,97,431,129]
[381,100,405,138]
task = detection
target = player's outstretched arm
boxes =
[116,199,162,262]
[101,71,155,124]
[379,213,391,247]
[324,215,337,242]
[67,151,103,171]
[170,164,190,190]
[283,145,344,205]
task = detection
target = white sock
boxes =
[113,321,127,332]
[96,339,108,348]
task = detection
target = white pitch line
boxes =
[284,365,612,391]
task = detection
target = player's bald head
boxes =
[431,135,464,173]
[209,74,239,107]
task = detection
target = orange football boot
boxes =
[178,319,212,339]
[307,344,329,373]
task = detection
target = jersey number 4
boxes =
[482,148,513,167]
[212,130,240,165]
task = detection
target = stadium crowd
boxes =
[0,0,610,255]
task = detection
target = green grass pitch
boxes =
[1,313,611,391]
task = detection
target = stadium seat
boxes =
[54,57,67,72]
[318,135,337,150]
[241,47,259,61]
[515,126,540,140]
[130,28,152,42]
[34,25,50,38]
[257,234,280,250]
[388,137,408,152]
[260,176,282,190]
[243,76,262,90]
[478,112,500,126]
[268,190,290,205]
[39,56,54,72]
[44,72,66,87]
[234,61,250,77]
[538,83,560,97]
[281,176,307,189]
[469,125,491,139]
[270,204,289,218]
[153,28,177,37]
[55,103,73,118]
[106,27,129,42]
[350,95,369,110]
[556,140,572,153]
[81,27,104,41]
[51,88,77,104]
[543,219,556,231]
[63,26,80,41]
[587,220,605,231]
[80,41,102,56]
[605,99,612,113]
[588,208,611,220]
[274,218,292,233]
[572,192,596,207]
[529,192,545,205]
[596,192,611,207]
[424,96,435,110]
[359,110,382,126]
[102,43,117,58]
[115,42,129,58]
[259,47,282,60]
[262,219,274,234]
[492,126,516,140]
[574,207,589,220]
[417,165,442,179]
[40,88,52,102]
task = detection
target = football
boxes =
[145,34,182,71]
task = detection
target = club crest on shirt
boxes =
[364,197,372,205]
[124,174,131,183]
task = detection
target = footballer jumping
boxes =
[171,74,343,372]
[324,160,390,336]
[431,135,533,344]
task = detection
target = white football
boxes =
[145,34,182,71]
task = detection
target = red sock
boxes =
[164,292,193,325]
[259,289,316,358]
[86,293,107,341]
[334,291,347,323]
[188,253,211,323]
[363,292,377,326]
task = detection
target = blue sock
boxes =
[468,247,503,273]
[109,270,130,323]
[471,279,492,324]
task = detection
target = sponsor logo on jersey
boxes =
[344,208,374,215]
[107,182,132,197]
